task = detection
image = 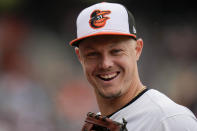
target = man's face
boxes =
[76,35,141,99]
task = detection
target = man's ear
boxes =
[75,47,81,61]
[135,38,143,61]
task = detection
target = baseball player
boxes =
[69,2,197,131]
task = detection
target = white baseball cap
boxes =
[70,2,137,47]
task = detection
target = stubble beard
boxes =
[98,89,122,99]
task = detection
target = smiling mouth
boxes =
[97,72,120,81]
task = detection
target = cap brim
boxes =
[70,32,137,47]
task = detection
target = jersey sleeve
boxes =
[154,114,197,131]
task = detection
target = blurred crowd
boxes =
[0,0,197,130]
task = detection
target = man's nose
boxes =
[99,55,113,69]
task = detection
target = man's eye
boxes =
[86,52,98,58]
[111,49,123,55]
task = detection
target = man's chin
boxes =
[98,91,121,99]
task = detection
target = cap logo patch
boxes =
[89,9,111,29]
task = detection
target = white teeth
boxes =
[100,73,117,79]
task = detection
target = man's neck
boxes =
[96,82,145,116]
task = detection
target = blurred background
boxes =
[0,0,197,130]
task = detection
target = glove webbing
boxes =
[82,112,128,131]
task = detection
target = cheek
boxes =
[82,63,98,87]
[82,62,96,77]
[120,56,136,76]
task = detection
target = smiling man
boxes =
[69,2,197,131]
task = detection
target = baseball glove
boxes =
[81,112,128,131]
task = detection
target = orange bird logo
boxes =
[89,10,111,29]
